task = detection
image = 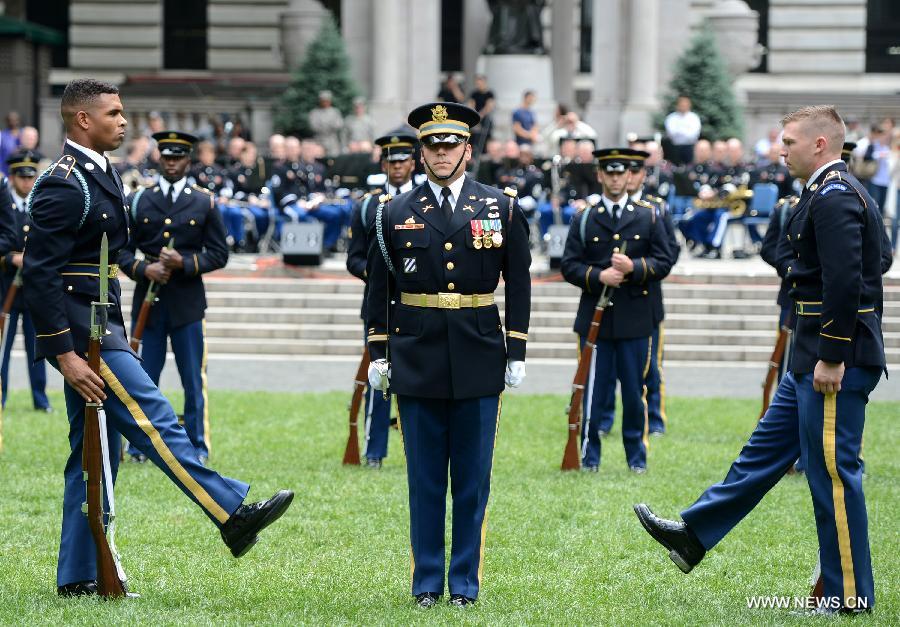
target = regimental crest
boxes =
[405,216,416,224]
[431,105,449,123]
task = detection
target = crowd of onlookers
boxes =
[2,88,897,260]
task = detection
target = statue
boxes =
[484,0,546,55]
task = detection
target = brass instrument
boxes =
[692,184,754,219]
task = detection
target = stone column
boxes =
[619,0,659,137]
[550,0,575,107]
[406,0,441,113]
[281,0,329,72]
[463,0,491,86]
[369,0,403,133]
[584,0,624,146]
[341,0,374,97]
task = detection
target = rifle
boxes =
[343,345,370,465]
[84,233,127,597]
[561,242,627,471]
[759,310,792,421]
[0,268,22,453]
[129,237,174,352]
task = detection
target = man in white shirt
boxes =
[664,96,702,165]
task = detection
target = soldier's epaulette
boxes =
[191,184,213,196]
[633,198,655,210]
[645,194,664,205]
[49,154,77,180]
[363,188,383,200]
[823,170,842,183]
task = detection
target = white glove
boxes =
[505,360,526,388]
[368,359,391,390]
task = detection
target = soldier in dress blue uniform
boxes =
[119,131,229,465]
[346,132,417,469]
[561,148,673,473]
[626,148,679,436]
[636,106,886,614]
[25,79,292,597]
[1,151,52,411]
[365,102,531,608]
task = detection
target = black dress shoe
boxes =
[633,503,706,573]
[449,594,476,607]
[581,464,599,473]
[415,592,441,608]
[221,489,294,558]
[57,580,98,596]
[365,458,382,469]
[629,465,647,475]
[129,453,147,464]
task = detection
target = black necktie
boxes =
[611,203,620,222]
[167,185,175,207]
[441,187,453,225]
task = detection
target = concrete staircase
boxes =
[108,264,900,366]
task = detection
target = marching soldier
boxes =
[25,79,292,596]
[119,131,229,466]
[366,102,531,607]
[561,148,672,473]
[1,151,52,411]
[346,132,417,468]
[636,106,886,614]
[626,148,679,436]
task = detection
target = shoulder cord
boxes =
[27,165,92,228]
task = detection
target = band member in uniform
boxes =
[346,132,417,468]
[636,106,886,614]
[366,102,531,608]
[119,131,228,466]
[1,151,52,411]
[561,148,673,473]
[25,79,292,596]
[626,148,679,436]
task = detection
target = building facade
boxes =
[1,0,897,155]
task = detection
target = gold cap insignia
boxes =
[168,132,177,139]
[611,149,619,155]
[391,136,399,143]
[431,105,449,123]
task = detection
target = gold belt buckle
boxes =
[109,264,119,279]
[437,292,460,309]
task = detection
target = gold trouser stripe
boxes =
[823,392,856,605]
[641,338,652,451]
[657,323,667,427]
[201,319,211,453]
[477,394,503,587]
[100,359,230,524]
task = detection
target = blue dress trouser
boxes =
[129,305,210,459]
[0,307,50,409]
[645,324,667,434]
[681,368,880,611]
[581,335,650,469]
[56,349,248,586]
[397,394,500,600]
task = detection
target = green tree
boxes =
[275,15,359,136]
[655,22,744,141]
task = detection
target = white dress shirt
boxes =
[664,111,702,146]
[66,138,108,171]
[158,177,188,203]
[427,174,467,212]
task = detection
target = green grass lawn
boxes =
[0,390,896,625]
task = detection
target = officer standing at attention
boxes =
[366,102,531,608]
[346,132,417,469]
[626,148,679,436]
[25,79,292,596]
[561,148,672,473]
[636,106,886,614]
[1,151,52,411]
[119,131,229,466]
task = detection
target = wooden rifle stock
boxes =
[0,269,22,453]
[562,243,626,471]
[759,310,792,421]
[343,345,370,465]
[129,238,174,352]
[84,336,126,597]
